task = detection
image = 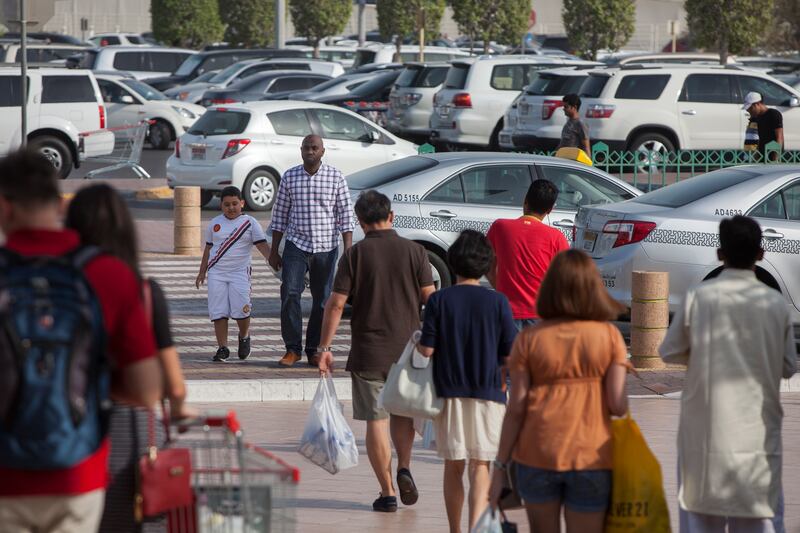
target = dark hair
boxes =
[65,184,141,280]
[563,93,581,110]
[220,186,242,200]
[447,229,494,279]
[354,190,391,224]
[537,249,626,320]
[525,179,559,214]
[719,215,762,269]
[0,148,60,206]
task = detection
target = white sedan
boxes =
[166,101,418,210]
[573,165,800,335]
[95,73,205,149]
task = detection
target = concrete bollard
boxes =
[629,271,669,369]
[173,186,201,256]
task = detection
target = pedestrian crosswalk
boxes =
[141,257,352,365]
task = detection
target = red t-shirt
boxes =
[0,229,157,497]
[487,216,569,319]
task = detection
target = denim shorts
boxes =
[515,464,612,513]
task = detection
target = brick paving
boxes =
[195,395,800,533]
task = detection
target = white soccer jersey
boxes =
[205,214,266,274]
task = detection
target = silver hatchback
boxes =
[348,152,641,287]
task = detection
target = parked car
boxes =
[2,32,86,46]
[200,70,332,106]
[313,70,401,126]
[285,45,358,69]
[350,62,405,74]
[88,33,150,47]
[573,165,800,335]
[510,66,597,150]
[352,44,471,69]
[386,61,449,140]
[165,101,417,210]
[578,64,800,155]
[602,52,738,66]
[430,55,599,149]
[0,43,89,64]
[95,73,205,149]
[78,45,196,80]
[145,48,306,91]
[263,72,372,101]
[0,67,113,178]
[164,58,344,104]
[498,92,525,151]
[346,152,641,287]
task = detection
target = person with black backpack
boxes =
[0,149,162,532]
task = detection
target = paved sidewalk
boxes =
[196,395,800,533]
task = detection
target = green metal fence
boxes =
[551,141,800,192]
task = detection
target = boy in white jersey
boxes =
[196,186,270,362]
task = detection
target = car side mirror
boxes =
[120,94,135,104]
[790,96,800,108]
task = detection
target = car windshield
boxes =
[349,71,398,97]
[174,54,204,76]
[526,73,586,95]
[632,168,760,208]
[208,62,246,84]
[121,79,167,101]
[192,70,219,83]
[348,156,439,189]
[580,74,610,97]
[187,110,250,136]
[307,75,359,92]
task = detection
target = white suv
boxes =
[430,55,598,149]
[578,64,800,154]
[0,67,113,178]
[166,101,417,210]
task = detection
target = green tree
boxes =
[686,0,773,64]
[376,0,445,61]
[151,0,224,49]
[763,0,800,52]
[451,0,528,54]
[562,0,635,60]
[289,0,352,58]
[220,0,274,47]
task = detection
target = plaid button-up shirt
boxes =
[268,163,355,253]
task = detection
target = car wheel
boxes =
[148,120,171,150]
[200,189,214,207]
[630,133,674,174]
[29,136,72,179]
[243,169,279,211]
[426,250,451,289]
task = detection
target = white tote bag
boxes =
[380,330,443,419]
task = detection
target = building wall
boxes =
[5,0,685,53]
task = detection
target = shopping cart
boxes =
[166,411,300,533]
[80,119,153,179]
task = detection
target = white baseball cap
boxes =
[742,91,762,110]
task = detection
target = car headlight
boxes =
[172,106,196,119]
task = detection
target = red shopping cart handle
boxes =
[174,410,242,434]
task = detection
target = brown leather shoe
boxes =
[279,352,301,367]
[307,354,320,367]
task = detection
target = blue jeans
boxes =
[513,318,539,332]
[279,240,338,357]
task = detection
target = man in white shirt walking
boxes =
[660,215,797,533]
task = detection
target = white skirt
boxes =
[434,397,506,461]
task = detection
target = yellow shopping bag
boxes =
[605,413,671,533]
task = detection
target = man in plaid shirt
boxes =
[268,135,355,367]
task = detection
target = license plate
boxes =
[191,147,205,160]
[519,103,529,115]
[582,230,598,252]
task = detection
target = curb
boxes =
[135,186,173,200]
[185,375,800,403]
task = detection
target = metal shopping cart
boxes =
[80,119,153,179]
[166,411,300,533]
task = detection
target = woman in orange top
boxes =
[489,249,629,533]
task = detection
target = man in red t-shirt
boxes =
[0,150,161,532]
[487,179,569,330]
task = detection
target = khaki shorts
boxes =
[0,489,105,533]
[351,370,388,421]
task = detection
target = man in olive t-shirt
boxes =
[318,190,435,513]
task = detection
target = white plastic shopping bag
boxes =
[413,417,437,450]
[381,331,443,419]
[470,507,503,533]
[297,375,359,474]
